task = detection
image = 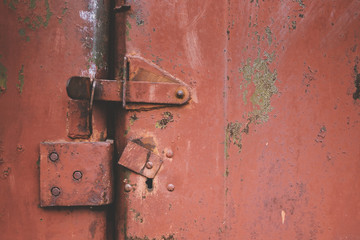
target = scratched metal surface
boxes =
[114,0,360,239]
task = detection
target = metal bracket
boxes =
[40,140,114,207]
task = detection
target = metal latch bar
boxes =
[67,77,190,105]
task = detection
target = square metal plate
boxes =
[40,140,114,207]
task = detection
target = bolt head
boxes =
[124,184,132,192]
[49,152,59,162]
[73,171,83,180]
[167,184,175,192]
[51,187,61,196]
[145,161,153,169]
[166,149,174,158]
[176,89,185,99]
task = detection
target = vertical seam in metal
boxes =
[223,0,231,238]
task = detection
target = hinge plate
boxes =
[40,140,114,207]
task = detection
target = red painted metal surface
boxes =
[0,0,360,240]
[0,0,111,239]
[113,0,360,239]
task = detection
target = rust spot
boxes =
[225,118,252,153]
[315,125,327,143]
[129,114,138,125]
[127,234,175,240]
[1,167,11,180]
[130,208,144,223]
[155,112,174,129]
[132,137,156,151]
[16,145,24,152]
[302,65,318,93]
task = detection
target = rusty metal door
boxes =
[1,0,360,240]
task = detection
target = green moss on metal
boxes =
[3,0,19,10]
[17,65,24,94]
[126,20,132,30]
[265,26,272,46]
[226,52,278,153]
[225,120,251,153]
[61,3,68,15]
[239,51,278,124]
[18,28,25,36]
[0,55,7,93]
[126,20,132,41]
[294,0,305,8]
[155,112,174,129]
[43,0,52,27]
[9,0,54,41]
[29,0,37,9]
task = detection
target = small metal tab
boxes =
[67,100,91,139]
[118,141,163,179]
[40,140,114,207]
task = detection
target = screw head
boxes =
[176,89,185,99]
[166,149,174,158]
[51,187,61,196]
[124,184,132,192]
[167,184,175,192]
[49,152,59,162]
[73,171,83,180]
[145,161,153,169]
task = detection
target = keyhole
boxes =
[146,178,153,190]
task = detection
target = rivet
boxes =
[124,184,132,192]
[49,152,59,162]
[176,89,185,99]
[73,171,83,180]
[167,184,175,192]
[51,187,61,196]
[166,149,174,158]
[146,161,153,169]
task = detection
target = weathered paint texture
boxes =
[239,52,278,124]
[155,112,174,129]
[1,0,360,240]
[114,0,360,239]
[0,1,110,239]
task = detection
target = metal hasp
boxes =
[40,140,114,207]
[67,77,190,105]
[66,56,191,106]
[118,141,163,179]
